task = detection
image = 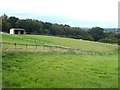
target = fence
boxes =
[0,42,96,54]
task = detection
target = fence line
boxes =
[0,42,96,54]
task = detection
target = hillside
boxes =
[2,15,119,44]
[1,34,118,88]
[1,34,118,54]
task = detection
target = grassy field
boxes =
[21,35,118,53]
[1,34,119,88]
[2,51,118,88]
[1,34,118,54]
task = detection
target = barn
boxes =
[10,28,25,34]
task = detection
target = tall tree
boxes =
[1,14,11,32]
[88,27,105,41]
[8,16,19,27]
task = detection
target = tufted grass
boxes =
[1,34,119,88]
[2,51,118,88]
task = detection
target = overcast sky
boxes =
[0,0,119,28]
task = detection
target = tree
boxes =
[2,19,11,32]
[1,14,8,20]
[88,27,105,41]
[1,14,11,32]
[8,16,19,27]
[115,33,120,45]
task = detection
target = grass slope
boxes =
[2,51,118,88]
[1,34,118,54]
[1,34,118,88]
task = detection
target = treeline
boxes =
[1,14,120,44]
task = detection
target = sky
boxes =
[0,0,119,28]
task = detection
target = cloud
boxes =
[0,0,118,28]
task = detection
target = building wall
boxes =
[10,29,14,34]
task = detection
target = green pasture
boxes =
[2,51,118,88]
[1,34,119,88]
[1,34,118,54]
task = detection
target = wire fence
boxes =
[0,42,96,54]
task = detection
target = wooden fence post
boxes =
[26,44,27,49]
[36,45,37,49]
[14,43,16,49]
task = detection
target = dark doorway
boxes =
[14,30,18,34]
[20,30,24,34]
[14,30,24,34]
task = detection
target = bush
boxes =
[99,38,118,44]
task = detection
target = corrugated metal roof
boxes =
[10,28,25,30]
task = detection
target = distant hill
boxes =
[103,28,120,32]
[80,27,120,33]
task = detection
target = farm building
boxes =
[10,28,25,34]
